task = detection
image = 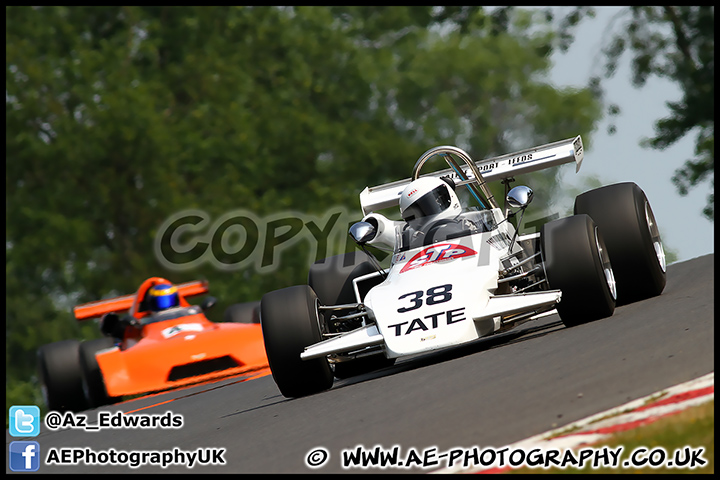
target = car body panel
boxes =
[366,232,501,357]
[301,228,561,360]
[97,318,266,397]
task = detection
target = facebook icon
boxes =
[9,441,40,471]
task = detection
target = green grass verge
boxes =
[508,400,714,474]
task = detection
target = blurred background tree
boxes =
[553,6,714,220]
[6,6,607,411]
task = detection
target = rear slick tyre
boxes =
[308,251,376,315]
[574,182,666,304]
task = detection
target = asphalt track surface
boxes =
[7,254,714,474]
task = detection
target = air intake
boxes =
[167,356,241,382]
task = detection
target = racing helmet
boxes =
[148,283,179,312]
[399,176,462,223]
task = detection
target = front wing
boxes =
[300,290,561,360]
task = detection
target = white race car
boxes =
[260,136,667,398]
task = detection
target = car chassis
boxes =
[260,136,667,398]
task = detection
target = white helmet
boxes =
[399,176,462,223]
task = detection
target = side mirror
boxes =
[349,221,377,245]
[506,186,534,209]
[201,296,217,311]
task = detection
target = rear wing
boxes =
[73,280,210,320]
[360,135,584,215]
[174,280,210,299]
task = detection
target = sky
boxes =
[546,6,714,264]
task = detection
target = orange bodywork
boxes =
[73,277,268,398]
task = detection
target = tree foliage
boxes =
[555,6,714,220]
[6,6,601,410]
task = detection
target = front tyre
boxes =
[37,340,88,412]
[574,182,666,304]
[541,214,617,327]
[260,285,334,398]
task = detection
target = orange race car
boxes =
[37,277,268,412]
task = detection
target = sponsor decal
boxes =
[509,153,534,165]
[476,161,497,172]
[387,307,466,336]
[400,244,477,273]
[161,323,204,338]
